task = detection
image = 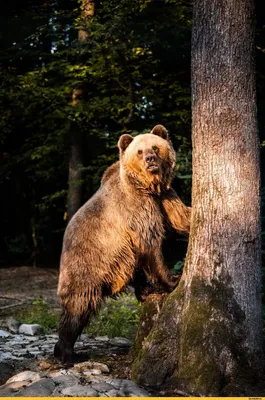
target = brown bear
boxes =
[54,125,191,363]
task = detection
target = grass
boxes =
[85,293,141,339]
[16,293,141,339]
[16,297,59,334]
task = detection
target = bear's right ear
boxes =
[118,134,134,153]
[150,125,168,140]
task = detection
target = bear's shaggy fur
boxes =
[54,125,190,362]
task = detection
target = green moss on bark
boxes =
[170,277,260,395]
[132,276,264,395]
[131,280,186,386]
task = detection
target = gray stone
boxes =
[20,378,55,397]
[51,374,79,387]
[0,383,20,397]
[18,324,44,336]
[121,380,150,397]
[95,336,109,342]
[28,351,43,356]
[46,334,58,339]
[7,370,41,384]
[105,379,123,389]
[0,352,20,362]
[13,349,30,357]
[109,337,131,347]
[0,330,10,338]
[105,389,123,397]
[91,382,114,392]
[61,384,99,397]
[6,317,21,334]
[80,334,89,340]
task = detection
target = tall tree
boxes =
[132,0,264,395]
[67,0,97,221]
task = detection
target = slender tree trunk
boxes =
[132,0,265,395]
[67,0,96,221]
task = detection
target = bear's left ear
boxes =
[118,134,134,153]
[150,125,168,140]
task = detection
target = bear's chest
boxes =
[127,198,164,251]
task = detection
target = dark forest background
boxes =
[0,0,264,268]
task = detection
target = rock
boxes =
[0,382,22,397]
[0,352,20,362]
[105,378,123,389]
[91,382,114,392]
[7,370,41,384]
[28,351,43,356]
[18,324,44,336]
[0,332,151,398]
[0,330,10,338]
[109,337,132,347]
[61,384,99,397]
[74,361,110,373]
[95,336,109,342]
[39,361,52,370]
[6,317,21,334]
[13,349,30,357]
[121,380,150,397]
[19,378,55,397]
[105,389,123,397]
[105,378,150,396]
[90,369,102,375]
[51,374,79,387]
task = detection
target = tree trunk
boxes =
[132,0,265,395]
[67,0,96,221]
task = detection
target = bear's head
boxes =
[118,125,176,195]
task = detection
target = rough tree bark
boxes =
[132,0,265,395]
[67,0,96,221]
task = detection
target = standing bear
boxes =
[54,125,191,363]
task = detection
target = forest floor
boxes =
[0,266,59,312]
[0,266,170,396]
[0,266,133,379]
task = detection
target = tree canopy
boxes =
[0,0,264,269]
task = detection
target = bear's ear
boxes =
[150,125,168,140]
[118,134,134,153]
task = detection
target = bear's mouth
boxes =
[147,164,159,173]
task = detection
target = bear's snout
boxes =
[145,152,159,173]
[145,152,157,164]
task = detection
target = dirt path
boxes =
[0,266,59,315]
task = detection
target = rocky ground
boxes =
[0,267,154,397]
[0,325,150,397]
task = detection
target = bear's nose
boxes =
[145,153,156,164]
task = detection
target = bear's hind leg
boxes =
[54,309,91,363]
[54,288,103,363]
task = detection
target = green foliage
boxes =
[172,260,185,273]
[17,297,59,334]
[0,0,192,266]
[16,294,141,339]
[86,294,141,339]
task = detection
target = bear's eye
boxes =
[138,149,143,155]
[152,145,159,152]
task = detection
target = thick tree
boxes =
[132,0,265,395]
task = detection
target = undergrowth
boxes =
[16,294,141,339]
[17,297,59,334]
[85,294,141,339]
